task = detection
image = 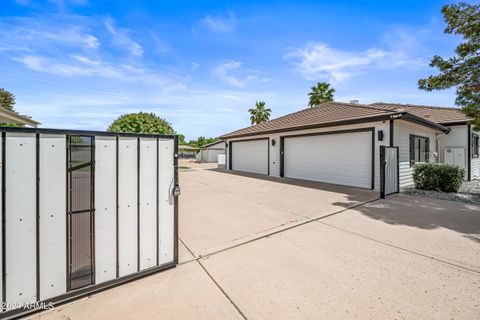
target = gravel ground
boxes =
[402,180,480,205]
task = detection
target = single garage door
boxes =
[231,139,269,174]
[283,130,373,188]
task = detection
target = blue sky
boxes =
[0,0,463,139]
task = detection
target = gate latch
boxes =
[172,185,181,197]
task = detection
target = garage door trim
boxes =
[228,137,270,175]
[279,127,375,189]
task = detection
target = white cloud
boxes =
[191,62,200,71]
[12,54,185,87]
[212,61,259,88]
[0,22,99,51]
[104,18,143,56]
[284,30,426,84]
[198,12,236,33]
[284,43,390,83]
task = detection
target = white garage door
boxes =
[284,131,372,188]
[231,139,269,174]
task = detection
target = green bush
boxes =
[413,163,465,193]
[107,112,175,135]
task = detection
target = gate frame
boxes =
[380,145,400,198]
[0,127,179,320]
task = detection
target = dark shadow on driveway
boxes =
[208,168,378,198]
[332,194,480,236]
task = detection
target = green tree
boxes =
[418,3,480,126]
[308,82,335,107]
[0,88,16,111]
[187,136,217,147]
[177,134,186,145]
[248,101,271,125]
[107,112,175,135]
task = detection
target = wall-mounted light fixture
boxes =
[271,139,276,146]
[377,130,384,141]
[225,142,229,147]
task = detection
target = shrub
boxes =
[108,112,175,135]
[413,163,465,193]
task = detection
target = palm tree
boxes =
[248,101,271,125]
[308,82,335,107]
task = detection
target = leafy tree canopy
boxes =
[177,134,186,145]
[248,100,271,125]
[308,82,335,107]
[0,88,15,111]
[418,2,480,126]
[107,112,175,135]
[187,136,218,148]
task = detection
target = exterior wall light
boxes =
[271,139,276,146]
[378,130,384,141]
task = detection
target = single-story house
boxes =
[196,140,226,163]
[220,101,478,190]
[0,107,39,127]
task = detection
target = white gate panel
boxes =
[158,139,174,264]
[284,131,372,188]
[232,139,268,174]
[5,133,37,306]
[118,137,138,276]
[94,137,117,283]
[39,134,67,300]
[139,138,157,270]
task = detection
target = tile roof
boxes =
[367,102,470,125]
[221,102,397,139]
[220,101,468,139]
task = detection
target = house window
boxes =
[472,133,479,158]
[409,134,430,166]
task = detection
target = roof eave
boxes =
[400,113,450,133]
[0,108,40,127]
[221,113,399,139]
[438,120,472,126]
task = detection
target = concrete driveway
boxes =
[30,163,480,320]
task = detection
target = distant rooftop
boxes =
[0,107,39,127]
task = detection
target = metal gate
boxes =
[380,146,399,198]
[0,127,179,319]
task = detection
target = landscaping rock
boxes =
[402,181,480,205]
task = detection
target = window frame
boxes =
[409,134,430,166]
[472,132,479,158]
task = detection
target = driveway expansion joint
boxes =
[317,220,480,275]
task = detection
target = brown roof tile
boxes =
[220,101,467,139]
[367,102,470,125]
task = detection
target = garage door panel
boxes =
[232,140,268,175]
[284,132,372,188]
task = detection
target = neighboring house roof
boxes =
[0,107,39,127]
[201,140,225,149]
[220,101,454,139]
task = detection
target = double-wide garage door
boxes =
[283,130,373,188]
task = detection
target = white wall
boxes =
[394,120,438,188]
[436,124,479,180]
[196,142,225,163]
[226,121,391,190]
